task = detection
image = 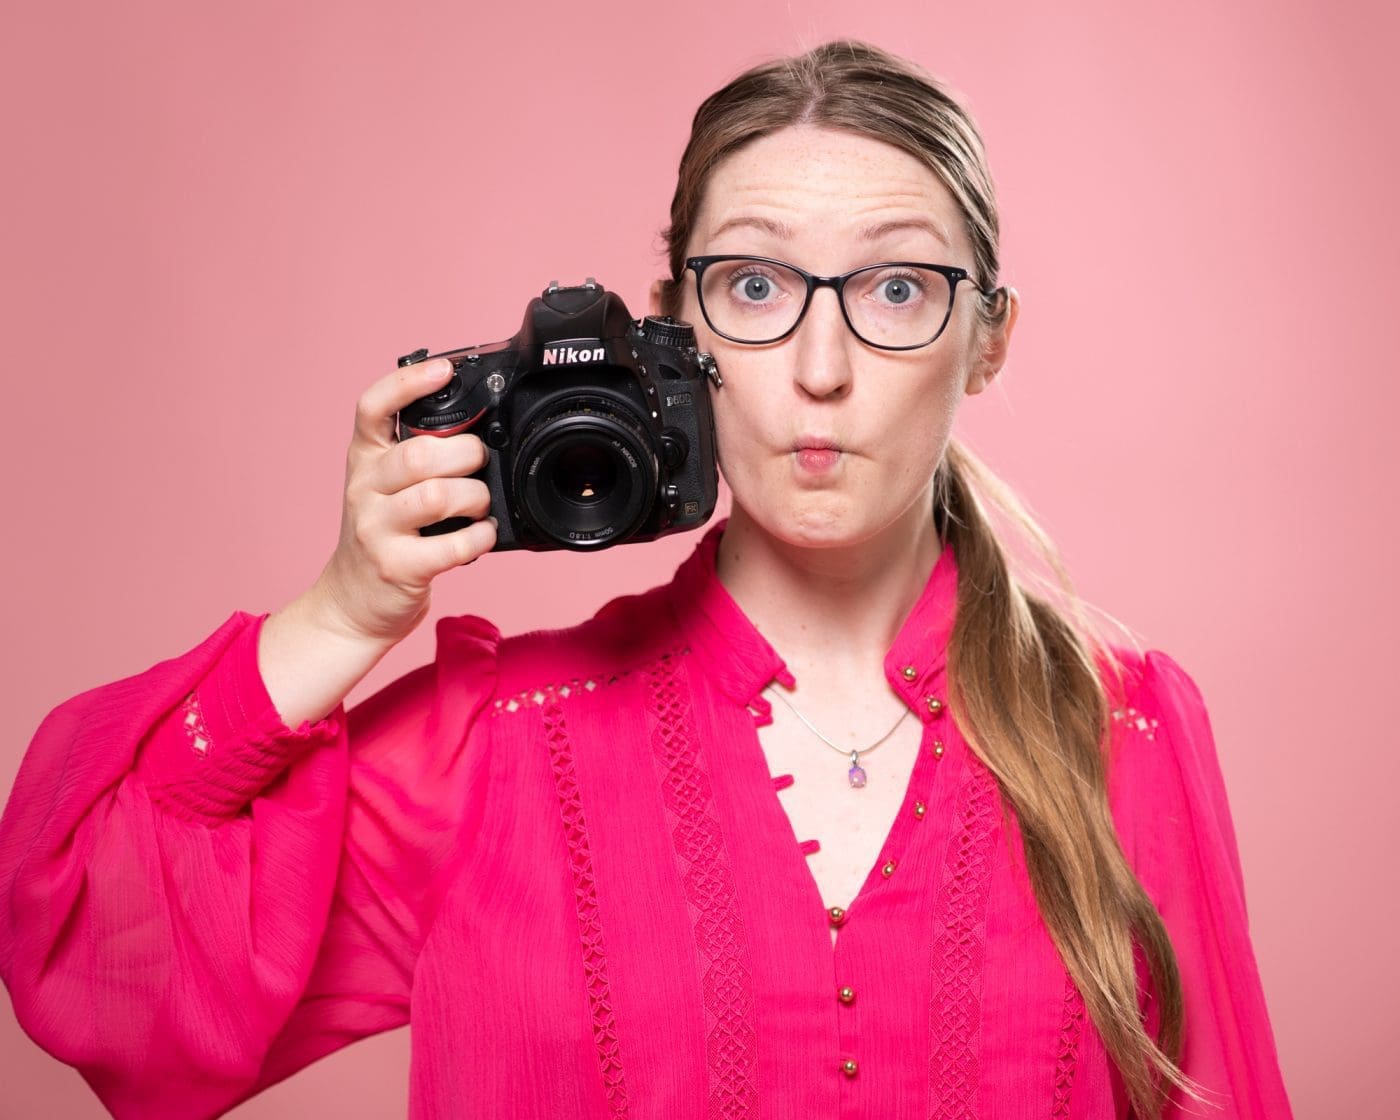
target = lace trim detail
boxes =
[491,647,695,716]
[146,710,341,825]
[1110,705,1159,741]
[492,673,626,715]
[542,700,630,1115]
[927,761,1000,1117]
[179,690,212,756]
[1051,970,1087,1118]
[645,650,759,1118]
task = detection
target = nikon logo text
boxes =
[542,344,606,365]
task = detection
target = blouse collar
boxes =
[665,517,961,716]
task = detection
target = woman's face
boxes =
[650,124,1018,551]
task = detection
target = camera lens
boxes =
[515,397,657,549]
[552,443,618,506]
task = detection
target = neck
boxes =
[715,492,942,685]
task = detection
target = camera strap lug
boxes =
[698,352,722,389]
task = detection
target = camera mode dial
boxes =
[640,316,696,349]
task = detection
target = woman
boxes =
[0,40,1292,1119]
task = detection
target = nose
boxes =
[790,285,855,399]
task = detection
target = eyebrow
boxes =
[708,214,950,247]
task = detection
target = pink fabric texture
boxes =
[0,520,1293,1118]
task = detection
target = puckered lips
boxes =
[793,435,843,474]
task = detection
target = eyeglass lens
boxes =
[698,260,954,347]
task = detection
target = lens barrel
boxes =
[514,398,658,549]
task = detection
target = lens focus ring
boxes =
[514,397,658,549]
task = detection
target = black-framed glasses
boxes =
[684,254,998,351]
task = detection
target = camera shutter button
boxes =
[429,373,461,403]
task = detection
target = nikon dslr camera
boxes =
[397,277,721,553]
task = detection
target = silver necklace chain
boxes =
[762,683,913,787]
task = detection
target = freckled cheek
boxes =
[706,353,779,446]
[881,390,958,480]
[908,367,965,428]
[709,394,770,478]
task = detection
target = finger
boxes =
[374,432,490,498]
[383,476,493,536]
[390,516,498,587]
[439,516,498,570]
[352,358,455,451]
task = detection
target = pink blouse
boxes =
[0,520,1293,1119]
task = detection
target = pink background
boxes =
[2,1,1395,1116]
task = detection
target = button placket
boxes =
[833,915,859,1086]
[835,975,857,1078]
[832,670,944,925]
[815,659,949,1090]
[823,665,950,1097]
[922,688,948,759]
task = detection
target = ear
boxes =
[647,276,667,318]
[965,286,1020,396]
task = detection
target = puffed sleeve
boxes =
[0,607,500,1120]
[1108,649,1294,1119]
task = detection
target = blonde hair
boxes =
[656,40,1205,1118]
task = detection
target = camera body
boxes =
[397,277,721,553]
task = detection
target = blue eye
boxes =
[728,269,784,304]
[883,278,913,304]
[867,269,928,308]
[739,275,772,301]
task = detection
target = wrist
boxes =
[294,579,402,655]
[258,587,399,729]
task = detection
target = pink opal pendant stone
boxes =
[848,762,868,788]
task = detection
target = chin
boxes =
[763,500,870,550]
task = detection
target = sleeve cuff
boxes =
[135,612,343,823]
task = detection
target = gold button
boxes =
[931,740,945,758]
[841,1057,859,1077]
[901,665,917,680]
[913,800,926,818]
[881,859,897,878]
[838,985,855,1004]
[827,905,847,926]
[925,696,944,716]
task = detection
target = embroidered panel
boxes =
[1110,705,1159,741]
[927,761,1000,1118]
[1051,970,1087,1118]
[179,691,212,756]
[492,647,693,716]
[644,651,759,1119]
[542,700,631,1116]
[493,674,626,715]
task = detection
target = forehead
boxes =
[694,125,966,263]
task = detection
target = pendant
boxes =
[848,750,867,788]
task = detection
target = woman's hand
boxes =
[313,358,497,646]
